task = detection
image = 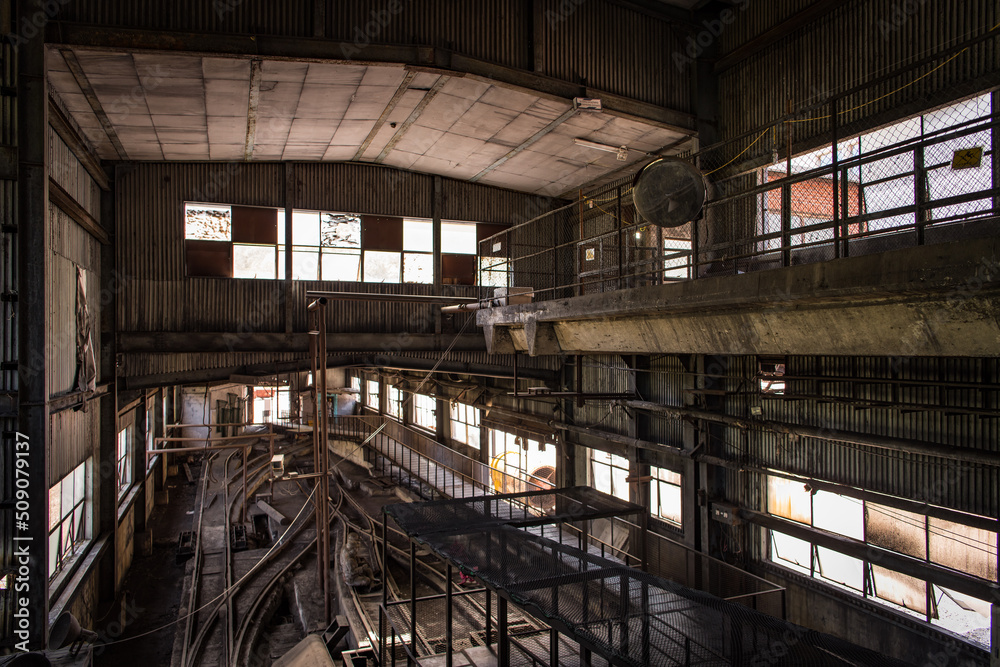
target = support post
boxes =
[16,0,50,650]
[446,563,454,667]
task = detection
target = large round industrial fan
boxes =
[632,158,707,228]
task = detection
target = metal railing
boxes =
[476,90,999,306]
[327,414,786,619]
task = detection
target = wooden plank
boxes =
[49,176,110,245]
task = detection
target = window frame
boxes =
[49,458,91,580]
[411,393,437,433]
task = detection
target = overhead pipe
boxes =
[621,399,1000,467]
[306,290,475,306]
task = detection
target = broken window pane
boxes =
[866,502,926,559]
[816,545,864,591]
[321,249,361,282]
[321,212,361,248]
[813,490,864,540]
[364,251,401,283]
[403,253,433,283]
[479,257,508,288]
[233,244,277,279]
[185,204,231,240]
[770,530,811,575]
[442,221,477,254]
[650,467,682,526]
[928,517,997,582]
[404,218,433,252]
[870,563,927,616]
[767,475,812,525]
[931,585,992,649]
[292,210,320,246]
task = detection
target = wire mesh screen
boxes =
[388,493,911,667]
[475,36,999,307]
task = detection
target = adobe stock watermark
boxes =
[341,0,414,60]
[878,0,929,39]
[673,0,752,72]
[3,0,71,48]
[545,0,588,29]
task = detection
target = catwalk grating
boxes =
[387,488,913,667]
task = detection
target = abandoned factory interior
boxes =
[1,0,999,665]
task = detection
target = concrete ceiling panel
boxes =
[72,50,137,77]
[286,117,339,145]
[426,134,486,163]
[294,85,354,118]
[380,150,420,170]
[161,143,211,159]
[414,93,476,132]
[261,60,310,81]
[151,114,207,130]
[448,103,519,140]
[132,52,205,79]
[329,119,378,146]
[282,143,329,160]
[202,57,252,80]
[207,117,248,144]
[360,65,407,87]
[106,110,153,127]
[258,81,304,116]
[392,126,445,155]
[255,117,293,144]
[322,145,358,161]
[205,79,251,117]
[478,86,537,113]
[305,62,367,86]
[440,76,492,101]
[209,144,245,160]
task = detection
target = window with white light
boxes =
[488,428,556,494]
[366,380,380,410]
[387,386,403,420]
[412,394,437,432]
[294,210,362,281]
[403,218,433,284]
[49,459,91,578]
[650,467,682,527]
[663,238,691,281]
[765,474,997,648]
[117,426,132,499]
[589,450,630,502]
[450,402,481,449]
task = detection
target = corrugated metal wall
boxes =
[537,0,690,110]
[57,0,691,113]
[116,162,564,378]
[48,126,101,219]
[717,0,1000,146]
[49,407,99,487]
[48,204,101,395]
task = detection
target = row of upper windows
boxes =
[184,204,505,284]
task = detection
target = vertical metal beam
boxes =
[243,59,263,161]
[915,143,927,246]
[409,542,417,656]
[445,563,453,667]
[17,0,49,650]
[830,97,840,259]
[432,176,443,334]
[318,302,331,625]
[283,163,294,333]
[498,595,509,666]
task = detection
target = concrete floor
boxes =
[97,464,201,666]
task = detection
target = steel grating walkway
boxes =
[386,488,913,667]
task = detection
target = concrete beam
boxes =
[483,323,517,355]
[524,320,562,357]
[118,332,487,354]
[478,238,1000,357]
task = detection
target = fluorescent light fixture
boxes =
[573,97,603,111]
[574,138,622,153]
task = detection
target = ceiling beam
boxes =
[48,98,110,190]
[353,70,416,161]
[118,331,487,354]
[59,47,129,160]
[470,107,578,183]
[243,58,262,161]
[373,75,447,163]
[46,24,696,132]
[713,0,842,73]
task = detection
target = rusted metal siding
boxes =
[441,179,565,225]
[48,125,101,219]
[59,0,314,37]
[717,0,1000,145]
[328,0,532,71]
[117,162,550,339]
[538,0,691,111]
[48,203,101,395]
[49,407,99,487]
[294,162,433,218]
[754,355,999,518]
